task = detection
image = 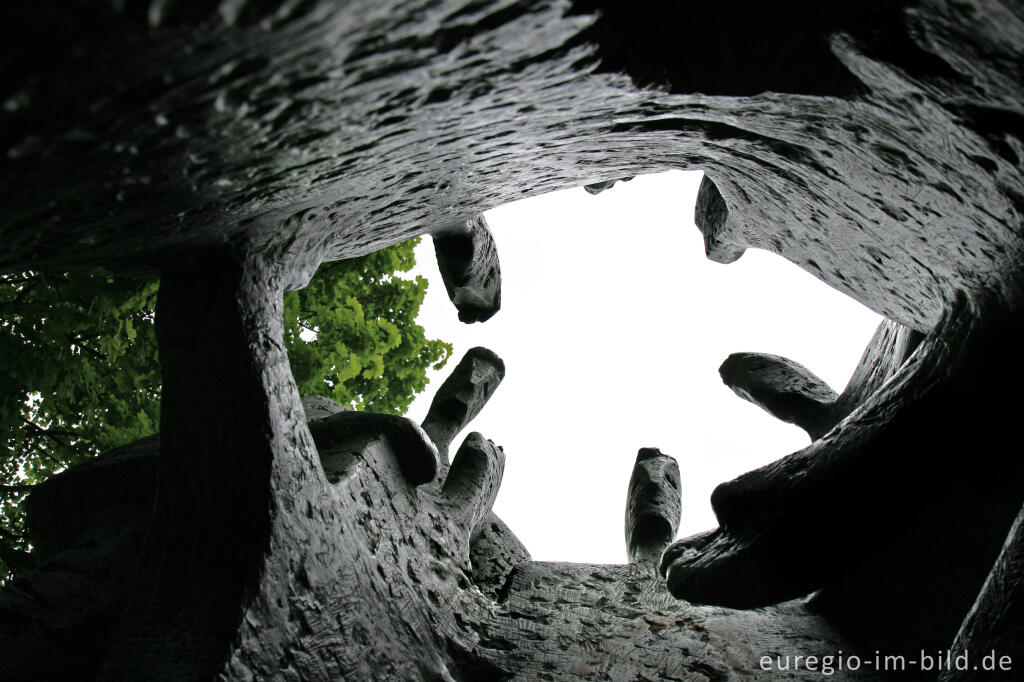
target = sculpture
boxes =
[1,1,1022,678]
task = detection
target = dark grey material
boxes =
[1,0,1023,679]
[663,293,1024,656]
[467,515,532,600]
[431,215,502,323]
[493,562,872,681]
[443,433,505,542]
[300,394,350,421]
[719,353,839,440]
[421,346,506,471]
[417,345,530,598]
[625,448,681,568]
[0,378,863,681]
[719,319,924,441]
[583,176,633,195]
[311,410,439,486]
[940,504,1024,681]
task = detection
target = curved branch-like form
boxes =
[663,293,1024,652]
[311,411,439,486]
[719,353,838,440]
[442,432,505,542]
[417,347,531,597]
[2,0,1024,677]
[624,448,681,568]
[100,248,310,680]
[421,346,506,473]
[831,319,923,420]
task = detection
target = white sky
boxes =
[405,170,881,565]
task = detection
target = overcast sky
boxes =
[404,170,881,565]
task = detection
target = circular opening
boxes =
[406,170,882,563]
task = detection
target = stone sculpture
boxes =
[1,1,1022,679]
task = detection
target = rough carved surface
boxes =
[301,394,350,421]
[719,353,840,440]
[421,345,505,470]
[624,447,681,568]
[490,562,871,681]
[431,215,502,323]
[416,344,531,594]
[1,385,864,681]
[719,318,925,441]
[662,294,1024,656]
[2,0,1024,679]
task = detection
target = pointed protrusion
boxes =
[442,433,505,540]
[421,347,504,478]
[719,352,838,440]
[661,294,989,611]
[309,411,439,486]
[625,448,681,568]
[695,175,746,264]
[583,176,633,195]
[431,214,501,323]
[719,319,925,441]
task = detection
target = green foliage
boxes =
[0,268,161,582]
[284,239,452,414]
[0,239,450,581]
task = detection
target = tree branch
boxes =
[18,416,75,457]
[0,540,36,574]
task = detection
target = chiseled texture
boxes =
[830,317,923,420]
[1,0,1024,679]
[420,345,506,472]
[415,345,533,596]
[3,1,1023,330]
[624,448,682,568]
[431,214,502,323]
[2,392,871,681]
[467,514,532,600]
[718,353,839,440]
[300,394,350,421]
[490,562,874,681]
[662,294,1024,656]
[718,318,924,441]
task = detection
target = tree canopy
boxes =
[284,241,452,414]
[0,239,450,580]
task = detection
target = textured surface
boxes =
[719,353,839,440]
[718,318,924,440]
[431,214,502,323]
[3,1,1023,330]
[663,294,1024,656]
[421,345,505,471]
[1,390,870,681]
[1,0,1024,679]
[941,504,1024,681]
[493,562,871,681]
[624,448,681,568]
